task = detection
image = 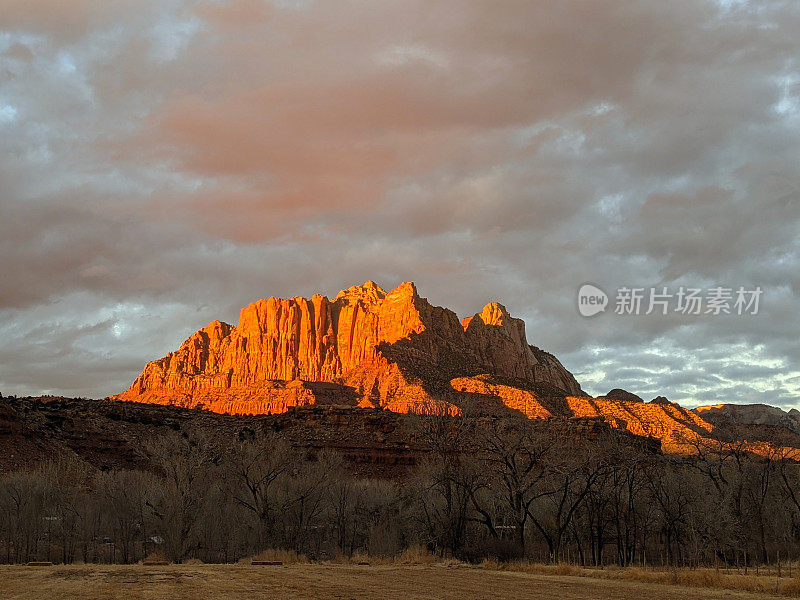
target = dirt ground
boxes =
[0,563,789,600]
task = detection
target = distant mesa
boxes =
[113,280,722,454]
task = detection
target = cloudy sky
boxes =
[1,0,798,409]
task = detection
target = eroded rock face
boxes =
[695,404,800,435]
[460,303,583,392]
[115,281,582,414]
[114,280,721,454]
[567,396,714,454]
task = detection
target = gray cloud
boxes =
[0,0,798,408]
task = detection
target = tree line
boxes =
[1,414,799,566]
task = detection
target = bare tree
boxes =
[144,433,217,562]
[474,418,555,558]
[276,450,341,554]
[406,407,477,556]
[527,434,607,563]
[222,431,297,551]
[97,469,151,563]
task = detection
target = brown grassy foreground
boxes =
[478,561,800,597]
[1,560,798,600]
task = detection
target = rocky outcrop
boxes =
[114,280,727,454]
[115,281,582,416]
[602,389,644,403]
[567,396,713,454]
[450,376,554,419]
[695,403,800,435]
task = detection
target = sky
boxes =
[0,0,798,409]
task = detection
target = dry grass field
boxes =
[1,562,798,600]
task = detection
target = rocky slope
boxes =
[568,396,714,454]
[0,395,660,477]
[695,403,800,435]
[114,280,723,453]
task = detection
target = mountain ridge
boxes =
[114,281,583,412]
[113,280,739,454]
[695,403,800,435]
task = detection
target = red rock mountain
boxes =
[113,281,717,453]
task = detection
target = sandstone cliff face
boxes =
[114,280,717,454]
[117,281,582,413]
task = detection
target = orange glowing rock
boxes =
[566,396,714,453]
[114,281,581,415]
[113,280,725,455]
[449,376,553,419]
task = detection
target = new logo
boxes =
[577,284,608,317]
